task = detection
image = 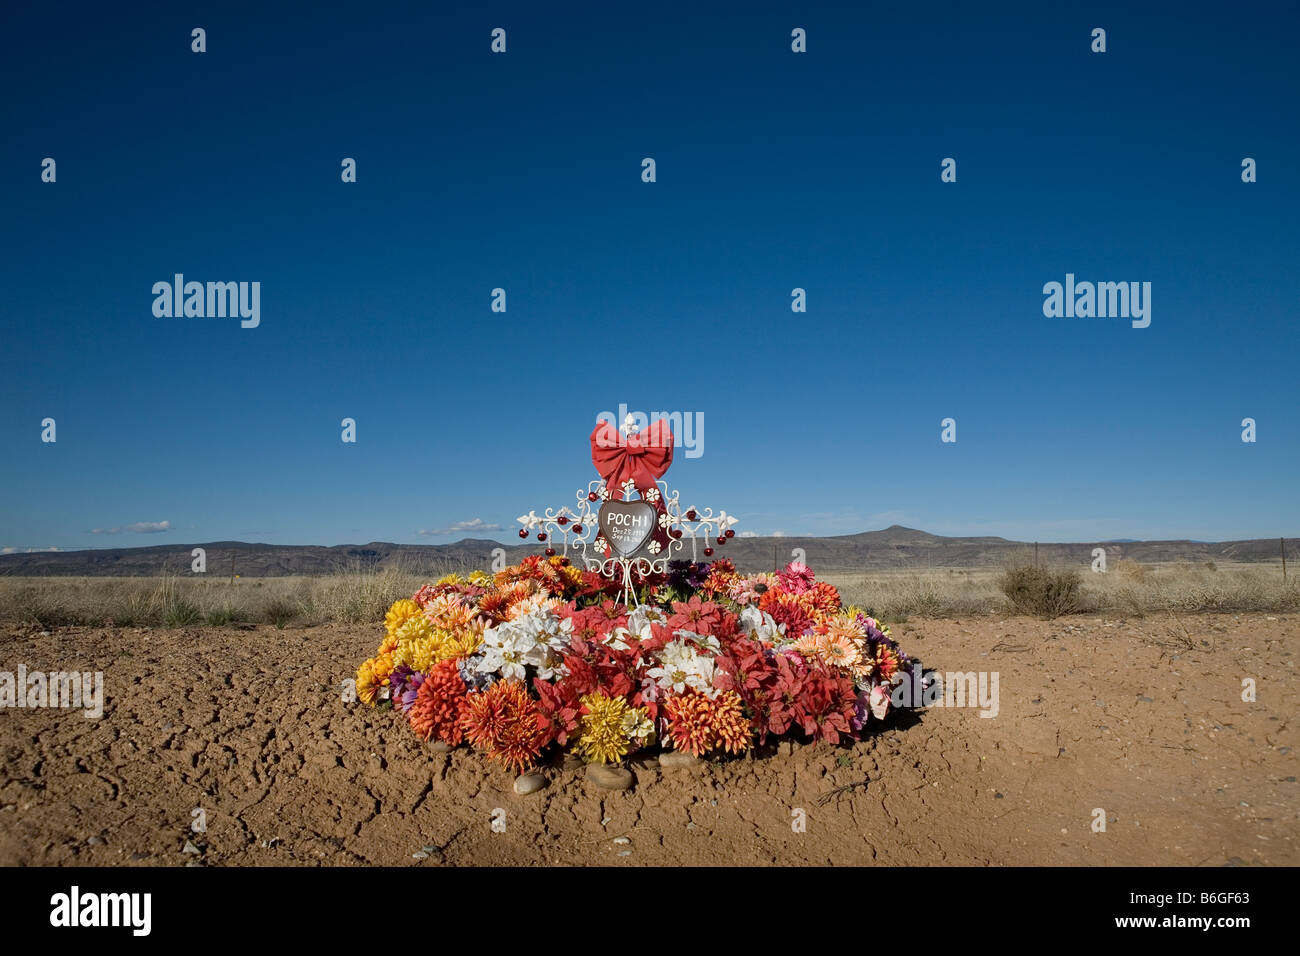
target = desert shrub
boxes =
[1113,558,1147,581]
[164,599,202,627]
[998,565,1081,619]
[261,598,300,628]
[204,601,244,626]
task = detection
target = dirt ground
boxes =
[1,613,1294,866]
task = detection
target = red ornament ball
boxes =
[725,529,735,538]
[573,524,584,534]
[704,547,714,557]
[717,536,726,545]
[537,532,547,542]
[545,548,556,557]
[557,516,568,525]
[686,509,698,521]
[588,492,599,502]
[517,528,528,539]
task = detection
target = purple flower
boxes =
[397,670,425,713]
[389,664,414,700]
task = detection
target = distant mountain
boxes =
[0,526,1289,577]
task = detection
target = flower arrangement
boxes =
[355,554,914,777]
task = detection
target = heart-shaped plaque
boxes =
[598,499,658,557]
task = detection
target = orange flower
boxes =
[664,690,752,757]
[459,680,547,773]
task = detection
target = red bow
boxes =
[590,420,674,498]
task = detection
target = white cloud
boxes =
[417,518,503,537]
[127,521,171,533]
[90,520,171,535]
[1,547,16,554]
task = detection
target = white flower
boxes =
[647,638,716,695]
[643,486,661,504]
[673,628,721,655]
[621,708,654,744]
[476,608,574,682]
[603,627,633,651]
[648,540,662,554]
[739,606,786,644]
[627,604,669,641]
[657,512,673,529]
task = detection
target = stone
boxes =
[658,751,699,769]
[559,752,584,771]
[586,764,634,791]
[430,740,452,753]
[612,836,630,845]
[182,841,201,855]
[628,751,659,771]
[513,773,546,795]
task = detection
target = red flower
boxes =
[789,657,857,744]
[667,596,726,636]
[760,590,814,638]
[715,637,784,742]
[533,677,581,746]
[408,659,468,745]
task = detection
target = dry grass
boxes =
[0,561,1295,628]
[0,561,431,629]
[823,562,1298,622]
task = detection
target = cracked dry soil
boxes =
[1,613,1295,866]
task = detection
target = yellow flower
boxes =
[434,619,485,662]
[392,615,436,671]
[356,652,394,706]
[575,693,637,764]
[385,599,422,637]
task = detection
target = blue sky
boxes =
[2,1,1297,552]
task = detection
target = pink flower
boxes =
[869,684,890,720]
[778,561,816,595]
